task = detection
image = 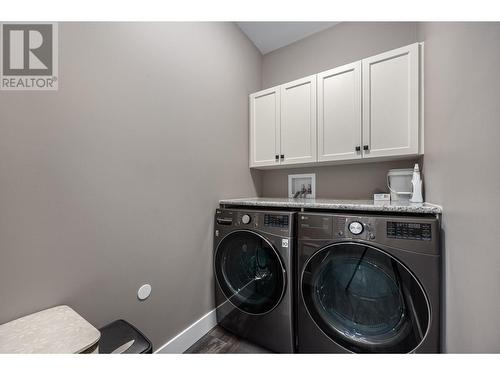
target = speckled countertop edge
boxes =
[219,198,442,215]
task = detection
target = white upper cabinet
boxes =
[249,86,280,167]
[248,42,422,169]
[317,61,362,162]
[280,75,317,165]
[362,43,420,158]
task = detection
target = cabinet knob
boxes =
[355,146,361,152]
[280,154,284,160]
[363,145,369,151]
[275,155,279,161]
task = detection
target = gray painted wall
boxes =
[262,22,419,88]
[0,22,262,349]
[260,22,420,199]
[261,159,420,199]
[418,22,500,353]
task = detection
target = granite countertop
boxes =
[219,197,442,215]
[0,305,101,354]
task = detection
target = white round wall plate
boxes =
[137,284,152,300]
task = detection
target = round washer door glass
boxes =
[301,243,430,353]
[215,230,286,315]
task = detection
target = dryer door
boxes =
[301,243,430,353]
[215,230,286,315]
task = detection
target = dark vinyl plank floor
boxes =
[184,326,273,354]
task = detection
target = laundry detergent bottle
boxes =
[409,163,424,203]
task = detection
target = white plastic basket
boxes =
[387,169,413,202]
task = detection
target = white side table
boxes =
[0,305,100,353]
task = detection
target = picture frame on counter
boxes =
[288,173,316,199]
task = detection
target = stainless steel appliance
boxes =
[213,208,295,353]
[297,212,440,353]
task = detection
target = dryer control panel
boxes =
[264,214,289,228]
[215,209,295,237]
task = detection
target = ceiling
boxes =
[236,22,339,54]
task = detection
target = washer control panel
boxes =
[348,221,364,235]
[300,213,439,255]
[387,222,432,241]
[334,216,375,241]
[241,214,251,224]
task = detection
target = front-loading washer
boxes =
[297,212,440,353]
[213,208,295,353]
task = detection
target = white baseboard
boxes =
[155,309,217,354]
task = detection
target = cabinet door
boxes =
[362,43,420,158]
[249,86,280,167]
[280,75,317,165]
[317,62,362,162]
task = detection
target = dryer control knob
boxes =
[241,214,251,224]
[349,221,364,235]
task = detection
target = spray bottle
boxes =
[409,163,424,203]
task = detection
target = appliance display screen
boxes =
[264,214,289,228]
[387,222,431,241]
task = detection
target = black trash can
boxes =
[98,319,153,354]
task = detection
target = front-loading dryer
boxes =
[297,212,440,353]
[213,208,295,353]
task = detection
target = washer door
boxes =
[215,230,286,315]
[301,243,430,353]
